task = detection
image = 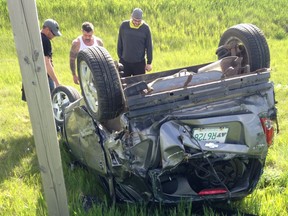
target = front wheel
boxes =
[52,85,81,126]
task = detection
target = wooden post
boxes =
[7,1,69,215]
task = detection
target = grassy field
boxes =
[1,0,288,215]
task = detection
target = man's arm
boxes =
[145,26,153,65]
[117,24,123,60]
[96,37,104,47]
[45,56,60,86]
[145,26,153,72]
[70,39,80,84]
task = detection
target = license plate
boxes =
[192,127,229,143]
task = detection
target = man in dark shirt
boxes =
[41,19,62,93]
[117,8,153,77]
[22,19,61,101]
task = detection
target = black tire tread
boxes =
[218,23,270,72]
[77,46,124,121]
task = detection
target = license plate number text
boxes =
[192,127,229,143]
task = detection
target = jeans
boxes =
[48,76,55,94]
[21,76,54,102]
[119,59,146,77]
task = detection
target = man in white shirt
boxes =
[69,22,103,84]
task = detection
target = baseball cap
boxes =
[132,8,143,20]
[43,19,62,36]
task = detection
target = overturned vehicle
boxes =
[52,24,278,203]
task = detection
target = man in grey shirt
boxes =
[117,8,153,77]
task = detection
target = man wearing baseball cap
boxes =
[41,19,61,93]
[117,8,153,77]
[21,18,62,101]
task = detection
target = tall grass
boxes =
[1,0,288,215]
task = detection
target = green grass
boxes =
[1,0,288,215]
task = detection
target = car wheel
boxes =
[217,23,270,72]
[52,85,81,126]
[77,46,124,121]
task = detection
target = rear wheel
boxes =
[77,46,124,121]
[217,23,270,72]
[52,85,81,126]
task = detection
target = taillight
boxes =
[260,118,274,147]
[198,188,228,196]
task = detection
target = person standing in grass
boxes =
[117,8,153,77]
[22,19,62,101]
[41,19,62,92]
[69,22,104,84]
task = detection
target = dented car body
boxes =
[53,24,278,203]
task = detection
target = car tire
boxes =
[217,23,270,72]
[77,46,125,121]
[52,85,81,126]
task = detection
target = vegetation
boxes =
[0,0,288,215]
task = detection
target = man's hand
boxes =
[146,64,152,72]
[55,80,60,87]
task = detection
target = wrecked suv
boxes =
[52,24,278,203]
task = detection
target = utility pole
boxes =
[7,0,69,215]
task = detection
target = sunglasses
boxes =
[50,28,56,36]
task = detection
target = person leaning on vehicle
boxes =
[117,8,153,77]
[21,18,61,101]
[69,22,104,84]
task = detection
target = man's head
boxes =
[131,8,143,27]
[43,19,61,37]
[81,22,94,42]
[82,22,94,33]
